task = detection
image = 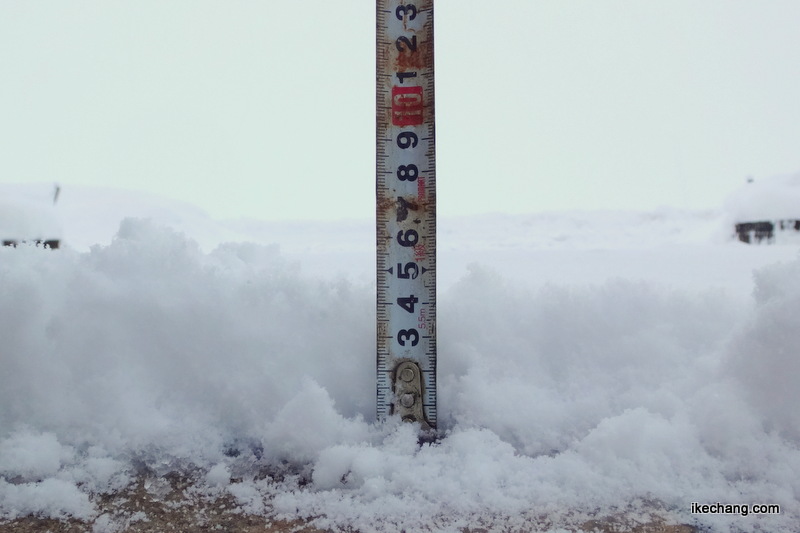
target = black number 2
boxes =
[396,36,418,53]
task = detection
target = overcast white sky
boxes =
[2,1,799,221]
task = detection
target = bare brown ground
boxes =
[0,473,697,533]
[0,472,326,533]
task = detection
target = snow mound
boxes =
[0,217,798,531]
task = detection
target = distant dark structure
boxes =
[735,220,800,244]
[1,184,62,250]
[2,239,60,249]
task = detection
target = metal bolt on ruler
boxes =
[376,0,436,431]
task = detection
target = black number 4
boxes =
[397,295,418,313]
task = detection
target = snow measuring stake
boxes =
[376,0,436,431]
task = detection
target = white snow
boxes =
[0,183,62,243]
[725,172,800,222]
[0,182,799,532]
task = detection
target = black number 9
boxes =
[396,132,418,149]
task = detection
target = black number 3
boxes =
[395,5,417,21]
[398,328,420,346]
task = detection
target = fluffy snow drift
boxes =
[0,184,798,532]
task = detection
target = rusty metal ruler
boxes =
[376,0,436,431]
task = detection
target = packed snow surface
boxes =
[1,184,799,532]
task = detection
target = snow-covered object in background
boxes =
[0,183,62,248]
[0,182,249,251]
[724,172,800,243]
[725,172,800,221]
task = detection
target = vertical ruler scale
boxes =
[376,0,436,431]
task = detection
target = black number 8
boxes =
[397,164,418,182]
